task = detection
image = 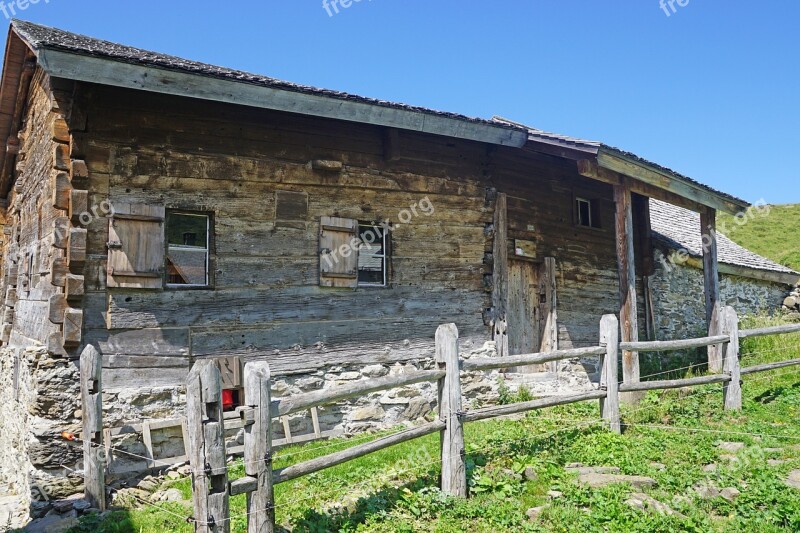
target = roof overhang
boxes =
[596,147,749,215]
[678,254,799,286]
[31,46,528,148]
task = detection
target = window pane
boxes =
[168,214,208,248]
[358,223,385,285]
[359,224,384,254]
[577,200,591,227]
[167,247,207,285]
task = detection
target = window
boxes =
[166,212,210,287]
[576,197,600,229]
[357,222,387,287]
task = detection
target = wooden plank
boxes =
[52,172,71,210]
[141,422,155,469]
[38,48,528,147]
[185,360,229,533]
[701,207,723,373]
[492,193,508,325]
[53,216,69,249]
[722,307,742,411]
[463,390,608,423]
[599,314,620,433]
[436,323,466,497]
[80,345,105,511]
[243,362,274,532]
[51,258,68,287]
[69,189,89,223]
[272,421,445,485]
[463,345,606,372]
[539,256,558,372]
[619,374,730,393]
[65,274,85,300]
[619,335,730,352]
[739,323,800,339]
[507,260,538,370]
[597,150,746,215]
[311,407,321,438]
[53,143,70,171]
[318,216,358,288]
[741,358,800,375]
[272,369,445,417]
[63,308,84,347]
[68,227,88,264]
[280,417,293,445]
[614,183,640,400]
[48,293,67,324]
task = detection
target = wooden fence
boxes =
[78,306,800,532]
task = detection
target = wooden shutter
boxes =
[319,216,359,288]
[107,203,165,289]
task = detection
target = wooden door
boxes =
[508,260,539,359]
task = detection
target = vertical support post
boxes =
[614,184,640,401]
[599,315,621,433]
[80,345,105,511]
[436,323,467,497]
[243,362,274,533]
[701,207,723,372]
[722,306,742,410]
[539,257,559,372]
[492,193,509,340]
[186,360,230,533]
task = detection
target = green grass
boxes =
[68,317,800,532]
[718,203,800,271]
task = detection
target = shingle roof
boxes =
[492,117,747,209]
[10,19,522,134]
[649,199,797,275]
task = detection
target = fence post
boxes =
[80,344,105,511]
[436,323,467,497]
[722,307,742,410]
[599,315,621,434]
[243,362,274,533]
[186,360,230,533]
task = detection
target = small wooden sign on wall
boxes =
[514,239,537,259]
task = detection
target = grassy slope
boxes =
[67,317,800,533]
[718,204,800,272]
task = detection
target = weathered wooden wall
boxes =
[1,69,68,348]
[3,81,651,386]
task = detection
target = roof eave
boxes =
[30,46,528,148]
[597,147,749,215]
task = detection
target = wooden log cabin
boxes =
[0,20,751,397]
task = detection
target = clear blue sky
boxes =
[5,0,799,204]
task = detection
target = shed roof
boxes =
[650,199,798,283]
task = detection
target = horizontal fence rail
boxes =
[462,390,608,424]
[739,322,800,339]
[620,334,730,352]
[741,358,800,375]
[619,373,731,393]
[462,346,606,372]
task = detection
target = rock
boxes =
[362,365,389,378]
[159,488,185,502]
[577,473,657,490]
[137,476,159,491]
[52,499,75,513]
[768,459,787,466]
[703,463,718,473]
[22,513,79,533]
[167,471,182,480]
[338,372,362,381]
[566,466,621,475]
[720,487,741,502]
[526,506,546,521]
[547,490,563,499]
[718,442,745,453]
[71,499,91,512]
[402,397,431,420]
[763,448,784,454]
[694,482,721,500]
[565,462,584,468]
[350,406,385,422]
[650,462,667,471]
[296,376,324,391]
[786,470,800,490]
[524,467,538,482]
[784,296,798,309]
[625,492,682,517]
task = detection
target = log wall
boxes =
[5,82,650,386]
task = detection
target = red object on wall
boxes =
[222,389,235,411]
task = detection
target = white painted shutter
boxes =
[319,216,359,288]
[107,203,165,289]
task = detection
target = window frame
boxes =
[574,195,603,230]
[356,221,389,288]
[165,210,214,290]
